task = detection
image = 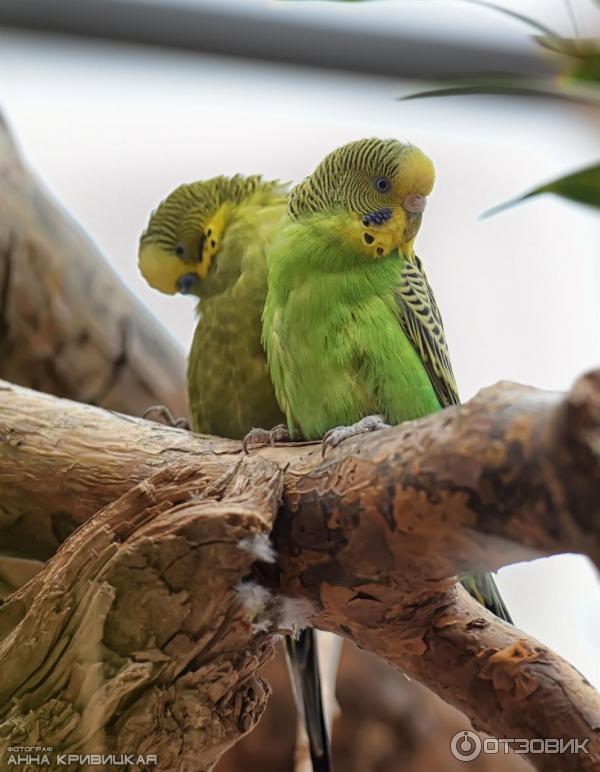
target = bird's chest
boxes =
[289,277,400,362]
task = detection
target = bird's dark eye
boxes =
[176,272,199,295]
[374,176,391,193]
[175,244,186,258]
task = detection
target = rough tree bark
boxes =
[0,113,187,417]
[0,374,599,770]
[218,643,528,772]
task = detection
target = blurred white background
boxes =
[1,0,599,691]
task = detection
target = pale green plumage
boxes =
[140,175,279,252]
[186,194,287,437]
[139,175,287,438]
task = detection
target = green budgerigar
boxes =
[262,137,512,623]
[138,175,333,772]
[139,175,287,438]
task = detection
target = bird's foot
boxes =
[242,423,291,454]
[143,405,190,431]
[322,414,390,456]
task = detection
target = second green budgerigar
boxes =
[139,174,287,439]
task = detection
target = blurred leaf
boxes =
[534,36,585,56]
[565,48,600,86]
[483,163,600,216]
[401,75,600,106]
[535,36,600,84]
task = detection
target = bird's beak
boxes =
[403,193,427,213]
[176,272,201,295]
[401,194,427,247]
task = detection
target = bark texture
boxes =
[0,458,282,771]
[0,114,187,418]
[217,641,528,772]
[1,374,600,770]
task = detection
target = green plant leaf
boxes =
[401,75,600,106]
[534,35,582,56]
[483,163,600,216]
[534,36,600,84]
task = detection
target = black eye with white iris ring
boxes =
[175,244,186,258]
[374,176,391,193]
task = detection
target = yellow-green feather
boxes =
[140,175,281,250]
[139,175,288,439]
[187,192,287,437]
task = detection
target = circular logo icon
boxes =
[450,730,482,762]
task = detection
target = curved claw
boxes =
[143,405,190,431]
[322,415,391,457]
[321,426,346,457]
[242,424,291,454]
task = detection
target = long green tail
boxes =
[461,572,513,623]
[285,629,332,772]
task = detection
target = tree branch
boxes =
[1,373,599,768]
[0,114,187,418]
[0,459,283,771]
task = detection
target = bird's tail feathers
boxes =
[285,629,332,772]
[461,572,513,624]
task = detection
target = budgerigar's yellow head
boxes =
[139,181,226,297]
[288,138,435,258]
[138,175,283,296]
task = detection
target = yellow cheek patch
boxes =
[138,244,190,295]
[198,203,231,279]
[349,211,413,259]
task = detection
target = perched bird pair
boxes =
[139,138,512,772]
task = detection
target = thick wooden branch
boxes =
[1,373,600,768]
[0,381,237,559]
[307,586,598,771]
[0,113,187,418]
[0,460,282,771]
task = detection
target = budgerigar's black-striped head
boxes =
[139,175,280,296]
[288,138,435,257]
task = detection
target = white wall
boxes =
[1,12,599,691]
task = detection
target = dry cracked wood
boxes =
[0,459,282,771]
[0,113,187,418]
[1,373,600,770]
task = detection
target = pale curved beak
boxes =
[403,193,428,213]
